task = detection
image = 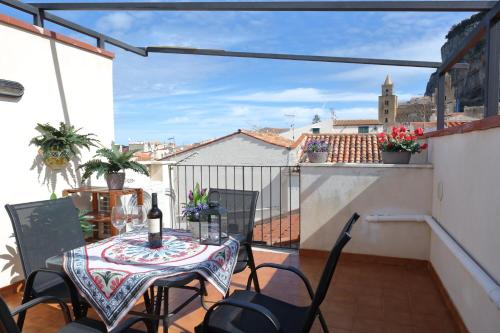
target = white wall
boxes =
[0,21,114,287]
[429,127,500,333]
[300,164,433,260]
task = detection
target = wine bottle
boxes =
[147,193,163,248]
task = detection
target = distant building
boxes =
[331,119,382,134]
[281,118,382,139]
[378,74,478,128]
[378,75,398,126]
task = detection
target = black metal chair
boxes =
[209,188,260,292]
[196,213,360,333]
[4,198,90,328]
[5,198,203,333]
[0,291,152,333]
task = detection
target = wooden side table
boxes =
[63,187,144,238]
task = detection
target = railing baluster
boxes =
[269,166,272,247]
[289,166,292,248]
[260,166,264,244]
[242,166,246,236]
[279,167,282,247]
[178,165,182,227]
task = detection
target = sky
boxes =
[2,1,474,145]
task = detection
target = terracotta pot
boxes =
[105,172,125,190]
[307,151,328,163]
[382,151,411,164]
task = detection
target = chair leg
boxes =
[246,244,260,292]
[16,289,31,330]
[80,302,89,318]
[163,288,169,333]
[318,310,329,333]
[154,287,163,333]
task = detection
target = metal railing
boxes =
[171,165,300,248]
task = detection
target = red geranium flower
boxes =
[414,128,424,136]
[399,126,407,133]
[421,143,428,150]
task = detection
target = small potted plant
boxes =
[182,183,209,222]
[378,126,428,164]
[304,139,329,163]
[30,122,99,170]
[78,147,149,190]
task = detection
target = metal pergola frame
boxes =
[1,0,499,129]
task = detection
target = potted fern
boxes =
[79,147,150,190]
[30,122,99,170]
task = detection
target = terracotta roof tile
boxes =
[299,134,382,164]
[240,130,293,148]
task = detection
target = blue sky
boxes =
[3,1,474,145]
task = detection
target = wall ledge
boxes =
[425,115,500,139]
[366,214,500,310]
[0,13,114,60]
[298,162,433,169]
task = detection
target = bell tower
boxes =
[378,75,398,127]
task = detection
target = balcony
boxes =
[0,1,499,333]
[3,249,461,333]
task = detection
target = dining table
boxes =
[46,228,240,332]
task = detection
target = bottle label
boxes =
[149,218,160,233]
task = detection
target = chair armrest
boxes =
[246,263,315,299]
[111,317,154,333]
[203,299,281,332]
[24,268,83,318]
[11,295,71,323]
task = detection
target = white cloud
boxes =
[163,116,192,125]
[334,107,378,119]
[96,13,134,33]
[226,88,380,103]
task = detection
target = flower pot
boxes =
[44,156,69,170]
[105,172,125,190]
[382,151,411,164]
[307,151,328,163]
[40,149,69,170]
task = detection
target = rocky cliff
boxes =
[425,13,487,109]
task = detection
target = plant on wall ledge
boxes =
[30,122,100,170]
[378,126,428,164]
[78,147,150,190]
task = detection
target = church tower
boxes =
[378,75,398,127]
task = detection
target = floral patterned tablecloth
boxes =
[63,229,239,331]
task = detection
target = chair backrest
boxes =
[5,198,85,293]
[208,188,259,243]
[0,296,20,333]
[303,213,360,332]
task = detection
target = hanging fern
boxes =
[29,122,100,160]
[79,147,149,182]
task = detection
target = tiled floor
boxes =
[3,249,460,333]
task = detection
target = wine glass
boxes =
[111,206,127,238]
[130,205,147,232]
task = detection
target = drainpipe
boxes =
[366,214,500,310]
